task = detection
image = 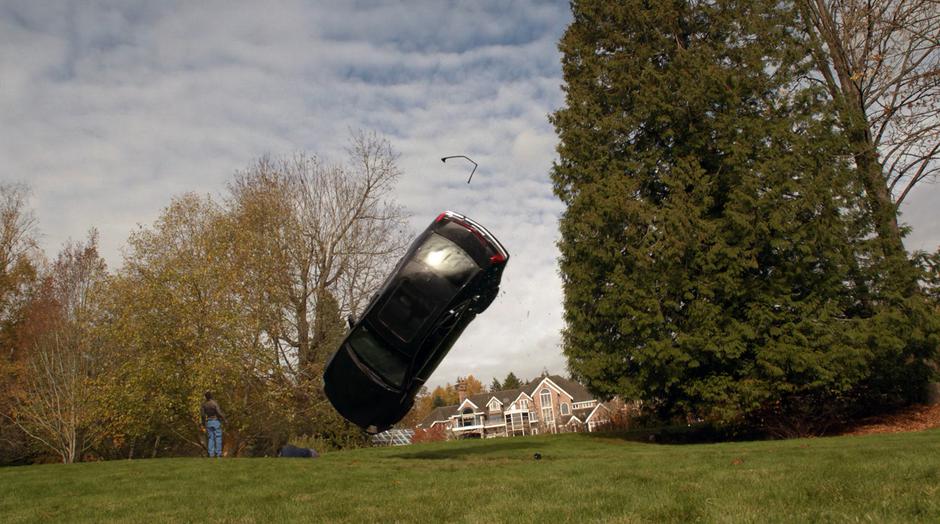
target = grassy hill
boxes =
[1,430,938,523]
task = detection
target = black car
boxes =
[323,211,509,433]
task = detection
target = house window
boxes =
[561,403,570,415]
[460,407,475,428]
[540,389,553,425]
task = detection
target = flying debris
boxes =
[323,211,509,433]
[441,155,478,184]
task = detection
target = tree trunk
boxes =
[296,299,310,368]
[851,128,906,257]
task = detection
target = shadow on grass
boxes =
[580,423,768,445]
[389,440,538,460]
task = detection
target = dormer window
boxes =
[488,399,501,412]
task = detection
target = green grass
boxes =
[2,429,939,523]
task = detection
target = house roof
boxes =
[466,387,526,411]
[585,403,612,423]
[525,375,595,403]
[418,406,457,428]
[572,406,594,420]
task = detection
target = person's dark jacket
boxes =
[200,399,226,426]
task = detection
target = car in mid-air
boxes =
[323,211,509,433]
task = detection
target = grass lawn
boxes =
[1,429,938,523]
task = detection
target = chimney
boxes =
[457,377,467,404]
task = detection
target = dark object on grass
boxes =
[278,444,319,458]
[533,452,541,460]
[324,211,509,434]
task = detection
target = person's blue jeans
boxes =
[206,419,222,457]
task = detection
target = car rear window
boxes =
[377,233,479,342]
[414,233,479,287]
[347,326,407,387]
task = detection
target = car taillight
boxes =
[435,212,448,223]
[490,253,506,265]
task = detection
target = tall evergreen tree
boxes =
[551,0,937,433]
[502,372,522,390]
[489,377,503,392]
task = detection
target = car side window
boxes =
[347,326,408,387]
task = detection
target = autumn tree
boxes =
[95,195,288,457]
[0,182,40,464]
[399,386,431,428]
[226,131,409,449]
[94,131,408,456]
[227,131,411,377]
[12,231,108,463]
[463,375,485,397]
[0,183,38,328]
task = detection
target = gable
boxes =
[510,391,533,407]
[584,403,611,423]
[529,377,574,402]
[457,398,479,411]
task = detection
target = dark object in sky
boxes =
[323,211,509,434]
[278,444,319,458]
[533,452,541,460]
[441,155,478,183]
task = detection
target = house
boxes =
[417,374,617,438]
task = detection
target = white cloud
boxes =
[2,0,936,393]
[0,0,573,389]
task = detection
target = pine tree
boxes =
[502,372,522,390]
[550,0,937,433]
[489,377,502,392]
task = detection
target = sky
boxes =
[1,0,937,390]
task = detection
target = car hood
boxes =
[323,344,412,433]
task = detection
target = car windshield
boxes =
[347,326,408,387]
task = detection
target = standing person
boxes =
[201,391,226,458]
